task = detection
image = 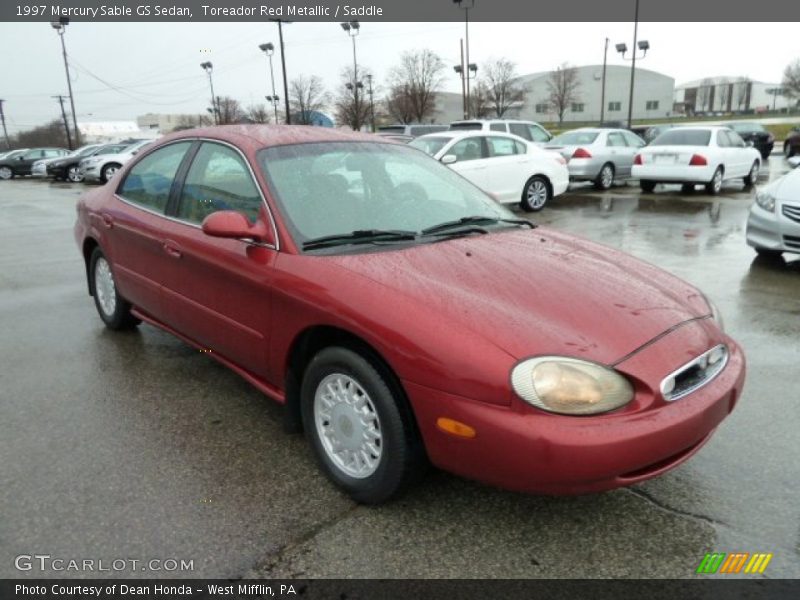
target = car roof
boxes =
[415,130,527,142]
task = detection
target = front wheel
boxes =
[520,176,551,212]
[100,163,121,183]
[705,167,723,195]
[0,166,14,180]
[89,247,140,330]
[300,346,424,504]
[594,163,615,190]
[67,165,84,183]
[743,161,760,187]
[640,180,656,193]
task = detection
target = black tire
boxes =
[681,183,696,194]
[594,163,615,190]
[89,247,140,330]
[300,346,424,504]
[640,180,656,193]
[0,166,14,180]
[100,163,122,184]
[755,247,783,260]
[760,150,771,161]
[520,175,551,212]
[743,161,760,188]
[705,167,724,195]
[785,143,796,159]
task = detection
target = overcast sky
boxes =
[1,21,797,134]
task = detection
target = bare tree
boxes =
[385,84,416,124]
[335,66,372,130]
[289,75,329,125]
[783,59,800,103]
[546,63,580,124]
[735,76,751,111]
[483,58,525,118]
[245,104,271,124]
[13,119,69,148]
[697,78,714,112]
[386,49,445,123]
[173,114,213,131]
[468,81,492,119]
[215,96,244,125]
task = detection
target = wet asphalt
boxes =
[0,158,798,580]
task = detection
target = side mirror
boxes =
[202,210,275,245]
[441,154,457,165]
[788,156,800,169]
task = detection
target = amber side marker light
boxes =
[436,417,476,439]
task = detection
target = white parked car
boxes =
[78,140,152,183]
[449,119,553,146]
[746,157,800,259]
[632,127,762,195]
[410,131,569,211]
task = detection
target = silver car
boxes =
[545,128,646,190]
[746,158,800,258]
[79,140,152,183]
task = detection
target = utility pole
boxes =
[52,95,73,150]
[366,74,375,132]
[600,38,609,123]
[0,99,10,150]
[271,19,292,125]
[627,0,640,129]
[52,18,80,147]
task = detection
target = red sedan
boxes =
[74,126,745,503]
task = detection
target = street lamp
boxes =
[270,19,292,124]
[200,61,218,125]
[366,74,375,132]
[265,95,281,122]
[453,0,475,118]
[258,42,280,123]
[600,38,609,123]
[341,20,362,130]
[453,61,478,119]
[51,17,79,148]
[616,0,649,128]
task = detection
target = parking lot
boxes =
[1,159,798,579]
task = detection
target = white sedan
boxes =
[632,126,762,195]
[410,131,569,211]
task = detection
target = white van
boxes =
[449,120,553,146]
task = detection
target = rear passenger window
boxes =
[716,131,730,147]
[509,123,532,140]
[528,125,551,143]
[177,143,262,225]
[490,123,507,132]
[118,142,191,213]
[487,136,519,157]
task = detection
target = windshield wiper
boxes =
[421,216,535,236]
[302,229,418,250]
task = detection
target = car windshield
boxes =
[730,123,765,134]
[549,131,599,145]
[409,136,452,156]
[257,141,515,252]
[650,129,712,146]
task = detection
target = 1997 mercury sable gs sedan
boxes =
[74,126,745,504]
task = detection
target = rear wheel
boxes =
[300,346,424,504]
[705,167,723,195]
[594,163,614,190]
[67,165,84,183]
[0,166,13,180]
[520,175,551,212]
[89,247,140,330]
[743,161,760,187]
[639,180,656,193]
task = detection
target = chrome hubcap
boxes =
[713,171,722,191]
[750,163,759,181]
[68,166,82,182]
[601,166,613,188]
[0,167,11,179]
[314,373,382,479]
[527,180,548,209]
[94,257,117,317]
[105,166,118,179]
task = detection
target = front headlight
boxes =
[755,189,775,212]
[511,357,634,415]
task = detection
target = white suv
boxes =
[449,120,553,146]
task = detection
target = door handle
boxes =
[163,241,182,259]
[101,214,114,229]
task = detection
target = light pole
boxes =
[265,95,280,122]
[616,0,649,128]
[453,1,475,118]
[258,43,280,123]
[453,62,478,119]
[51,18,79,148]
[341,21,362,130]
[270,19,292,124]
[600,37,609,123]
[0,100,9,150]
[200,61,218,125]
[52,95,73,150]
[366,74,375,132]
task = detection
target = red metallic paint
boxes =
[75,125,746,495]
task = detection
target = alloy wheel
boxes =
[94,257,117,318]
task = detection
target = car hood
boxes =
[326,228,710,364]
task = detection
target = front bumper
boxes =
[406,333,745,495]
[632,164,715,183]
[746,202,800,254]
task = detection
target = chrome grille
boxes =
[782,204,800,224]
[660,345,728,402]
[784,234,800,250]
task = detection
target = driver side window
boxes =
[449,138,486,162]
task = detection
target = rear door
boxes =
[606,131,633,177]
[725,130,751,176]
[483,136,527,201]
[157,140,276,377]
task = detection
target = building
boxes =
[675,77,792,114]
[431,65,675,125]
[77,121,158,143]
[136,113,208,134]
